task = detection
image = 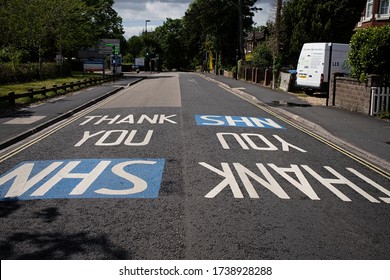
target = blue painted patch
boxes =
[195,115,285,129]
[0,158,165,201]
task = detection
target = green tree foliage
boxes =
[349,26,390,82]
[183,0,257,68]
[280,0,366,67]
[252,43,273,68]
[125,36,144,64]
[82,0,124,39]
[123,0,258,70]
[0,0,124,64]
[155,18,189,70]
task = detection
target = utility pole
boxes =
[275,0,282,55]
[145,20,150,72]
[272,0,282,89]
[238,0,244,61]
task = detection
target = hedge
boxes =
[349,25,390,83]
[0,62,71,85]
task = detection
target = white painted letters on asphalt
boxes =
[199,162,390,203]
[79,114,177,125]
[195,115,285,129]
[217,133,307,152]
[75,130,154,147]
[0,159,165,200]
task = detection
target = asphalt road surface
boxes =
[0,72,389,259]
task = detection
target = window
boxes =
[366,0,373,18]
[380,0,390,15]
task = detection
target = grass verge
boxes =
[0,72,104,111]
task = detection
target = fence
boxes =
[370,86,390,116]
[225,67,272,86]
[0,76,119,106]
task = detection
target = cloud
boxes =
[114,0,275,38]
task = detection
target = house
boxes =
[355,0,390,29]
[244,31,266,57]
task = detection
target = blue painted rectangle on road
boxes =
[195,115,285,129]
[0,158,165,201]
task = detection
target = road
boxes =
[0,72,389,259]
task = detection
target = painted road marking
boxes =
[195,115,285,129]
[0,89,126,163]
[216,133,307,152]
[0,158,165,200]
[211,79,390,180]
[4,116,46,125]
[75,130,154,147]
[199,162,390,203]
[79,114,177,125]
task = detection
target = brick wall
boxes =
[329,75,381,115]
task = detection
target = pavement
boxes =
[0,72,389,172]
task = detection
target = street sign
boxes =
[135,57,145,67]
[99,39,120,55]
[83,59,104,72]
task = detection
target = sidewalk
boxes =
[202,73,390,171]
[0,75,145,150]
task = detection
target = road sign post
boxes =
[98,39,121,76]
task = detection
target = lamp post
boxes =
[145,19,150,34]
[145,20,150,72]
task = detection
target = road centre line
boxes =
[215,83,390,180]
[0,89,127,164]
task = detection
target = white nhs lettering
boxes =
[0,159,165,200]
[195,115,284,129]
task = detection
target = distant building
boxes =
[245,31,266,54]
[355,0,390,29]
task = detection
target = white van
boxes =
[296,43,350,94]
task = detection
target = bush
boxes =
[349,26,390,82]
[0,62,71,85]
[252,43,273,68]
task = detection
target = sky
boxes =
[113,0,276,39]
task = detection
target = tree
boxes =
[155,18,189,70]
[279,0,366,67]
[126,36,144,64]
[82,0,124,40]
[1,0,124,60]
[1,0,56,76]
[252,43,273,68]
[183,0,257,69]
[0,0,124,79]
[349,26,390,82]
[48,0,96,59]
